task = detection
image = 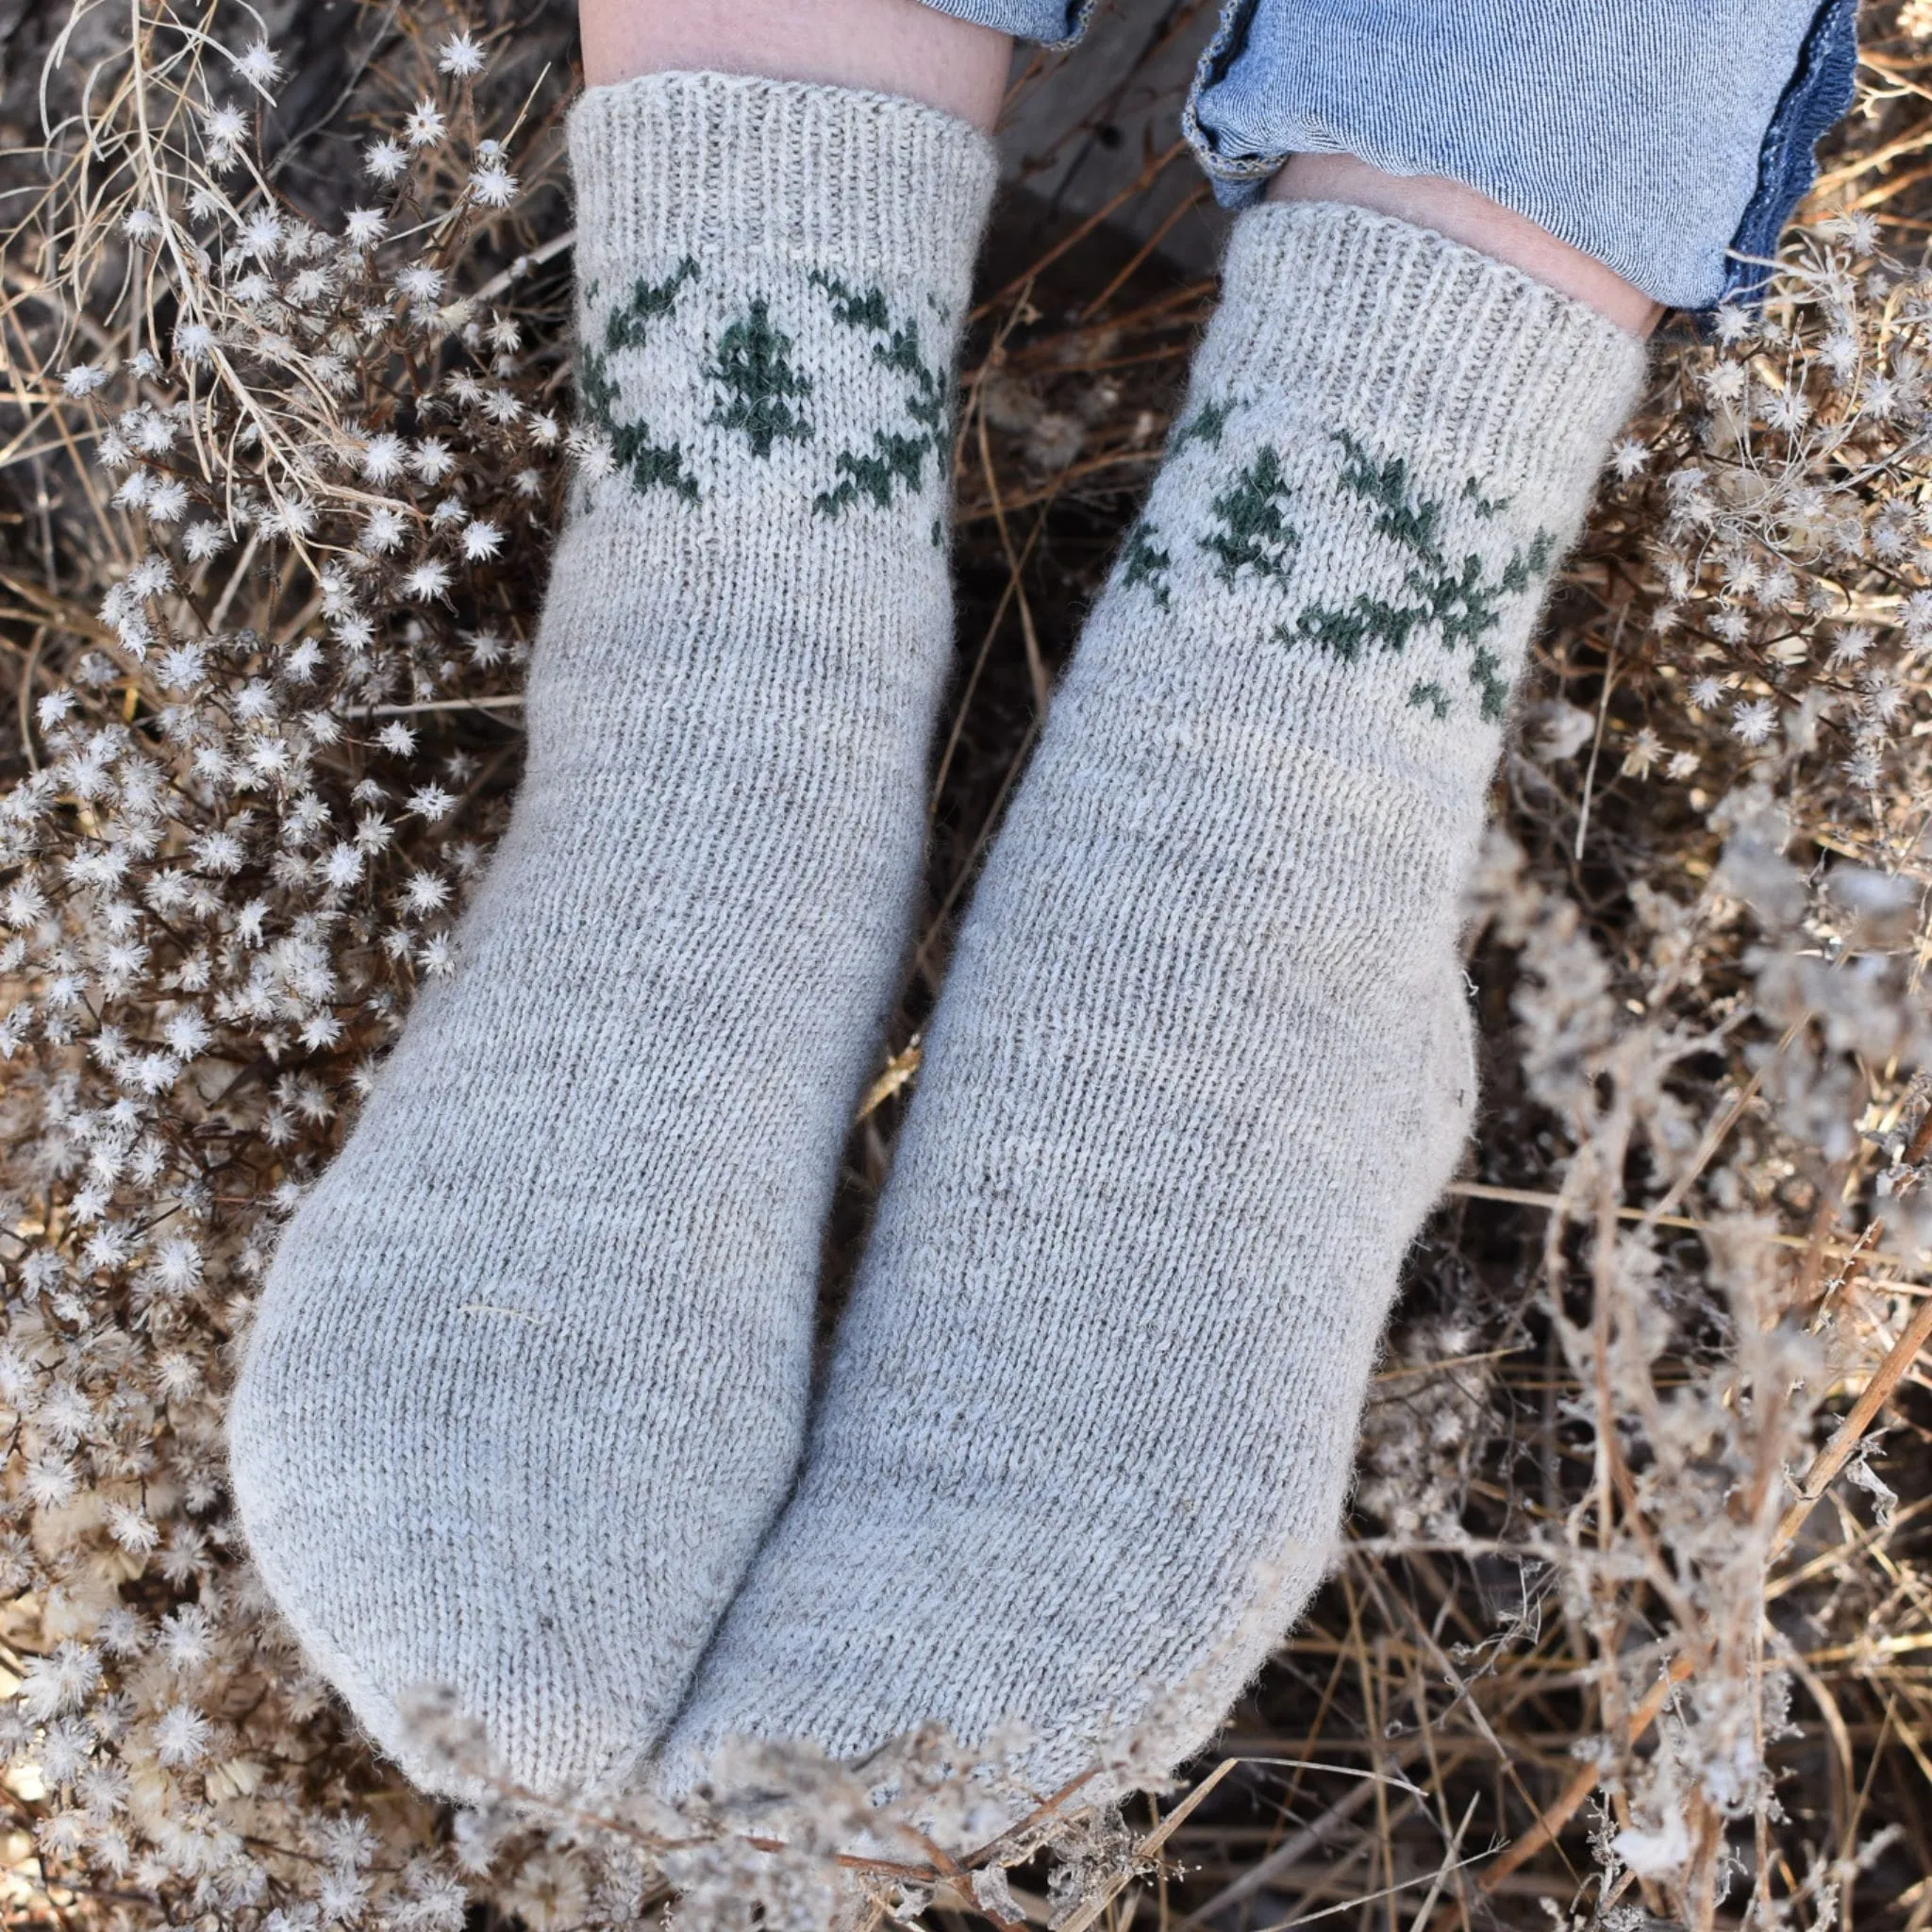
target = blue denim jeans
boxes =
[926,0,1857,312]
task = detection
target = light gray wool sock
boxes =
[226,71,995,1800]
[665,202,1645,1801]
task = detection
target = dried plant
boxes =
[1,2,1930,1928]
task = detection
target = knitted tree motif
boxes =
[706,299,814,458]
[1200,445,1298,586]
[808,272,950,518]
[1286,429,1554,721]
[1120,519,1173,608]
[575,258,702,504]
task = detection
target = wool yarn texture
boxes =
[226,70,996,1800]
[665,202,1647,1804]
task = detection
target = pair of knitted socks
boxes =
[227,71,1644,1803]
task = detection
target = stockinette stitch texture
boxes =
[226,70,995,1800]
[665,202,1647,1805]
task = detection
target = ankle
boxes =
[578,0,1011,132]
[1265,153,1662,338]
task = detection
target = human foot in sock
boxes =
[665,202,1645,1800]
[226,72,993,1799]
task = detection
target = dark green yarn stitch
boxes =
[1469,646,1510,724]
[807,273,951,519]
[1174,397,1236,451]
[1326,429,1552,625]
[575,261,703,505]
[815,432,933,517]
[705,298,814,458]
[574,363,700,500]
[604,258,700,354]
[876,326,946,434]
[1283,428,1554,721]
[1200,445,1298,587]
[608,421,702,502]
[1461,475,1511,521]
[1329,430,1449,562]
[1120,520,1173,608]
[575,350,698,502]
[575,345,622,426]
[1292,594,1424,662]
[808,270,891,332]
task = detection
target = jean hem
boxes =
[1183,0,1855,318]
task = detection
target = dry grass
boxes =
[0,2,1929,1927]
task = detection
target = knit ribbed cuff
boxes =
[568,70,998,300]
[1208,202,1647,513]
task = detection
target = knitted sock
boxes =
[665,203,1644,1800]
[226,72,994,1800]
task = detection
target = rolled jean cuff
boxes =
[922,0,1095,45]
[1181,0,1857,314]
[923,0,1857,314]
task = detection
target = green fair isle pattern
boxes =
[808,272,951,520]
[705,299,814,458]
[1121,400,1559,726]
[574,259,959,517]
[1200,445,1299,588]
[1286,429,1554,724]
[1119,520,1172,608]
[577,258,704,504]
